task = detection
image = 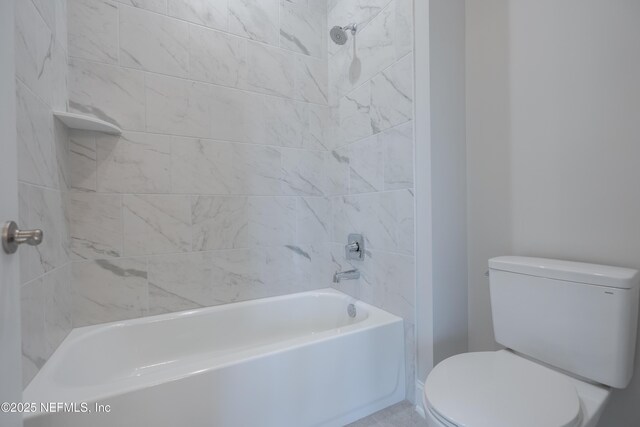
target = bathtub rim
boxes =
[24,288,403,407]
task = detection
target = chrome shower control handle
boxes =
[2,221,44,254]
[344,234,365,261]
[345,241,359,252]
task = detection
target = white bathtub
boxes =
[24,288,405,427]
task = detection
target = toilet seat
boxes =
[424,350,582,427]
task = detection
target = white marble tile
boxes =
[15,0,56,106]
[327,40,351,105]
[54,0,68,53]
[262,97,305,148]
[168,0,227,30]
[356,1,396,84]
[69,58,146,131]
[173,138,281,196]
[50,41,69,112]
[19,184,37,285]
[280,1,324,58]
[332,192,397,250]
[115,0,166,13]
[296,197,331,243]
[210,248,268,302]
[370,249,415,322]
[68,0,118,63]
[119,5,189,77]
[146,73,211,138]
[22,187,66,277]
[22,354,39,389]
[295,55,328,104]
[72,258,148,327]
[148,284,203,316]
[170,137,236,194]
[32,0,56,33]
[54,121,70,194]
[349,134,384,193]
[396,189,414,255]
[210,86,264,143]
[383,121,413,190]
[232,144,283,195]
[403,322,417,403]
[148,251,213,306]
[189,25,245,87]
[229,0,279,45]
[324,106,343,151]
[304,103,329,150]
[262,97,327,150]
[16,81,57,189]
[339,82,374,143]
[44,265,73,355]
[395,0,413,59]
[21,277,47,385]
[123,195,192,256]
[192,196,249,250]
[281,149,327,196]
[31,205,62,286]
[96,132,172,193]
[325,147,350,196]
[327,0,392,57]
[69,130,97,191]
[248,246,297,291]
[371,53,413,132]
[247,197,296,247]
[240,42,296,98]
[329,1,396,100]
[69,192,122,260]
[289,243,332,289]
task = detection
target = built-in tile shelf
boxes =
[53,111,122,135]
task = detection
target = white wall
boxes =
[466,0,512,352]
[416,0,468,387]
[466,0,640,424]
[429,0,468,366]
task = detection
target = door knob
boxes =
[2,221,43,254]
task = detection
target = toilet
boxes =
[423,256,640,427]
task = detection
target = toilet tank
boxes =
[489,256,640,388]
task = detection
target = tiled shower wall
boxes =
[66,0,334,326]
[16,0,72,387]
[325,0,416,402]
[17,0,417,400]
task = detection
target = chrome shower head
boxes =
[330,24,357,45]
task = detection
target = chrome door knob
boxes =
[2,221,43,254]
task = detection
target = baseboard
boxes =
[414,380,426,419]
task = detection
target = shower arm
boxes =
[343,23,357,35]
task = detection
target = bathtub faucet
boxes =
[333,269,360,284]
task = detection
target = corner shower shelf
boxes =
[53,111,122,135]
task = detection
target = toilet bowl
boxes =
[422,257,639,427]
[423,350,611,427]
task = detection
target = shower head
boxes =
[330,24,357,45]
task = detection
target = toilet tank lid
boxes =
[489,256,640,289]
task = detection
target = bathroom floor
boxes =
[347,401,428,426]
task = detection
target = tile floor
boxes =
[347,401,428,426]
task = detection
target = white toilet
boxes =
[423,256,640,427]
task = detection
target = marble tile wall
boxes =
[17,0,416,401]
[66,0,333,326]
[16,0,73,388]
[326,0,416,403]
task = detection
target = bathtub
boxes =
[24,288,405,427]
